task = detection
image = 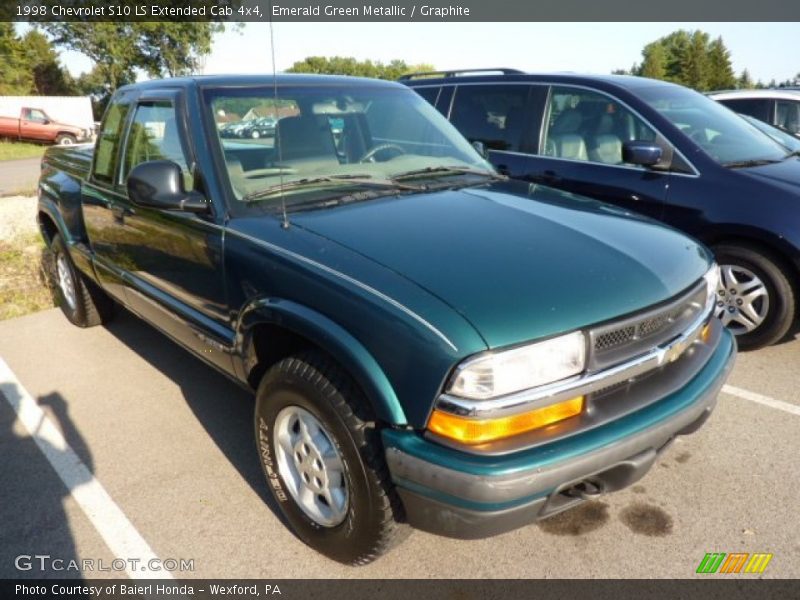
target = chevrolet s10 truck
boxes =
[37,75,735,565]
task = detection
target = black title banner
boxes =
[3,0,800,22]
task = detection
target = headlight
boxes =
[447,331,586,400]
[703,262,721,309]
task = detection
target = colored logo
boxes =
[696,552,773,574]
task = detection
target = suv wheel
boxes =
[713,244,795,350]
[50,234,115,327]
[254,351,406,565]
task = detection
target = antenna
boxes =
[268,1,289,229]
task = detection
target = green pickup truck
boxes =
[37,75,735,565]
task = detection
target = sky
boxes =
[54,22,800,83]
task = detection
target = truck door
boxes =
[113,92,233,374]
[82,93,134,302]
[20,108,52,142]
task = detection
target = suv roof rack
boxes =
[398,68,525,81]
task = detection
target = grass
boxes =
[0,140,47,161]
[0,232,57,320]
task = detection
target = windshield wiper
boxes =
[722,158,783,169]
[393,165,507,181]
[242,174,422,203]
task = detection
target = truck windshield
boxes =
[638,85,788,167]
[204,84,492,208]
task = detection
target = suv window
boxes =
[543,87,656,165]
[92,99,131,184]
[413,86,441,108]
[717,98,771,122]
[121,101,193,190]
[449,85,530,152]
[776,99,800,134]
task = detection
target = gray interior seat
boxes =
[548,108,588,161]
[555,134,588,160]
[275,115,339,165]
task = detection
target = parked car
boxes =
[38,75,734,564]
[240,116,277,139]
[403,69,800,349]
[709,89,800,138]
[738,113,800,153]
[0,106,92,145]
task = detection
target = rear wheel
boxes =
[50,234,115,327]
[713,244,795,350]
[254,351,406,565]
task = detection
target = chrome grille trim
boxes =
[588,281,708,372]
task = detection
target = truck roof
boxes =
[118,74,403,92]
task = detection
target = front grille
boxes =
[588,281,708,372]
[595,326,635,351]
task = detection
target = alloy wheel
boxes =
[274,405,349,527]
[715,264,769,334]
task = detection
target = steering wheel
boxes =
[358,144,406,163]
[243,167,297,179]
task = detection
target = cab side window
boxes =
[92,99,130,184]
[121,101,193,190]
[449,85,530,152]
[22,108,47,122]
[543,87,657,166]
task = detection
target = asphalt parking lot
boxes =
[1,308,798,579]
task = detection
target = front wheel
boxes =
[254,352,406,565]
[50,234,115,327]
[55,134,77,145]
[713,244,796,350]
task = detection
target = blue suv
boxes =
[403,69,800,349]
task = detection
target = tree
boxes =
[38,22,226,93]
[286,56,435,80]
[706,36,737,90]
[20,30,74,95]
[135,22,224,78]
[737,69,755,89]
[0,23,34,94]
[639,43,666,80]
[624,29,737,92]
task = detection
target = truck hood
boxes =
[290,181,712,349]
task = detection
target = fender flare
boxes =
[236,297,407,426]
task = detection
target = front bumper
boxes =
[383,327,736,539]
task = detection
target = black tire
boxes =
[50,234,115,327]
[55,134,77,145]
[713,243,796,350]
[254,351,406,565]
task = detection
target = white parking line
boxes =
[722,384,800,417]
[0,357,172,580]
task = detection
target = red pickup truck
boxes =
[0,107,91,145]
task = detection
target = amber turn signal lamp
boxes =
[428,396,584,445]
[701,322,712,343]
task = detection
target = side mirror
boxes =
[622,141,663,167]
[472,140,488,158]
[127,160,208,213]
